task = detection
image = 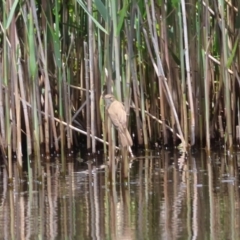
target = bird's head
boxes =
[104,94,115,109]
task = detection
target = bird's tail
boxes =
[119,129,133,147]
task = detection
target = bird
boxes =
[104,94,133,147]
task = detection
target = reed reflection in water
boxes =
[0,150,240,239]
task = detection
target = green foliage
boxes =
[227,35,240,68]
[117,0,129,35]
[28,13,37,78]
[5,0,19,29]
[76,0,108,34]
[53,0,61,68]
[171,0,179,8]
[94,0,108,22]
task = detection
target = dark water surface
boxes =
[0,149,240,239]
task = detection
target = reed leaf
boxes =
[117,0,129,35]
[227,34,240,68]
[76,0,108,34]
[28,13,37,78]
[94,0,108,22]
[5,0,19,29]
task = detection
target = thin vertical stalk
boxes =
[136,15,148,147]
[0,58,5,158]
[97,28,106,153]
[43,31,50,155]
[0,59,5,151]
[10,24,17,156]
[132,59,143,145]
[111,0,121,101]
[84,42,91,149]
[88,0,96,153]
[67,68,73,148]
[103,9,111,154]
[36,72,44,151]
[178,3,188,143]
[18,60,32,156]
[203,0,210,152]
[227,0,236,142]
[108,121,116,184]
[62,65,71,150]
[121,149,128,183]
[28,8,40,159]
[128,6,143,146]
[94,61,101,138]
[219,0,233,150]
[14,45,22,164]
[196,0,203,145]
[189,0,197,135]
[3,0,12,179]
[124,24,131,136]
[181,0,195,145]
[54,0,64,156]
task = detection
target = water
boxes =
[0,149,240,239]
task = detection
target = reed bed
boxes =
[0,0,239,175]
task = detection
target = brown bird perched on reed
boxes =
[104,94,133,147]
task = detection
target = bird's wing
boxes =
[107,101,127,132]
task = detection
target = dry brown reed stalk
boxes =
[132,58,143,145]
[3,0,13,179]
[84,42,91,150]
[180,0,195,146]
[62,66,71,149]
[203,0,211,151]
[219,1,233,150]
[18,61,32,155]
[108,121,116,184]
[87,0,96,154]
[0,54,5,148]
